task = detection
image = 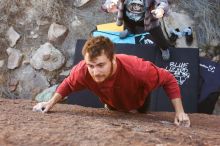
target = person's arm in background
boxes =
[151,0,169,18]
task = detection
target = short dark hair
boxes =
[82,36,114,61]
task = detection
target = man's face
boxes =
[84,52,113,83]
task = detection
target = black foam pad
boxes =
[198,57,220,102]
[73,39,156,63]
[152,47,199,113]
[197,57,220,114]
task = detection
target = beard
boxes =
[92,62,114,83]
[92,75,106,83]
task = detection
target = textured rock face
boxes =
[0,0,114,100]
[13,65,50,98]
[0,98,220,146]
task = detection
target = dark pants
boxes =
[149,26,171,50]
[198,92,220,114]
[123,15,170,50]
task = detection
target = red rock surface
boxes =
[0,98,220,146]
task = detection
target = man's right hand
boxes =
[32,102,52,113]
[32,93,63,113]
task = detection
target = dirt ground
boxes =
[0,98,220,146]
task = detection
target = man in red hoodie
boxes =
[33,36,190,127]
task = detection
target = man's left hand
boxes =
[174,112,191,127]
[151,8,164,19]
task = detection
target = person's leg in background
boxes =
[119,18,136,39]
[149,26,171,61]
[198,92,220,114]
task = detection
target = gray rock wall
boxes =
[0,0,115,99]
[0,0,219,115]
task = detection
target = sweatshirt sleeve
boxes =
[155,0,169,15]
[55,62,86,98]
[143,62,181,99]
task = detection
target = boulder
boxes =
[0,60,4,68]
[48,23,68,43]
[15,65,50,99]
[6,47,23,69]
[6,27,21,47]
[35,84,59,102]
[30,42,65,71]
